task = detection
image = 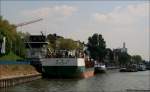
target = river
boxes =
[0,70,150,92]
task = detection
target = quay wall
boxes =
[0,62,42,88]
[0,73,42,88]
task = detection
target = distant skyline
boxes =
[0,0,149,60]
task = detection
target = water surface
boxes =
[1,70,150,92]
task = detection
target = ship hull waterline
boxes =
[41,58,94,78]
[42,66,94,78]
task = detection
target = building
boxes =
[114,42,127,53]
[112,42,128,66]
[121,42,127,53]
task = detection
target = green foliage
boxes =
[0,52,23,60]
[87,33,106,62]
[118,52,131,66]
[105,48,114,62]
[47,33,63,49]
[0,16,26,58]
[57,38,78,50]
[0,32,3,42]
[47,33,83,51]
[14,33,26,57]
[131,55,143,64]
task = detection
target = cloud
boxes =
[19,3,149,60]
[93,3,149,27]
[53,5,77,16]
[86,3,149,60]
[22,5,78,18]
[127,3,149,17]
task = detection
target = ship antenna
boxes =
[41,31,44,36]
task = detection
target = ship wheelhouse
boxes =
[25,35,48,59]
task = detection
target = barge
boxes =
[25,35,94,78]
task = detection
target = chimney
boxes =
[123,42,125,48]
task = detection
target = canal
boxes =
[0,70,150,92]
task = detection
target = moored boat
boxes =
[137,64,146,71]
[41,56,94,78]
[119,64,138,72]
[25,35,94,78]
[94,61,107,73]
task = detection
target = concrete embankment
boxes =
[0,73,41,88]
[0,65,42,88]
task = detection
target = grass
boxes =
[0,65,39,78]
[0,53,40,78]
[0,52,23,61]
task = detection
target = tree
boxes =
[0,16,26,57]
[57,38,78,50]
[105,48,114,64]
[131,55,143,64]
[0,16,17,54]
[47,33,63,49]
[47,33,83,51]
[87,33,106,62]
[118,52,131,66]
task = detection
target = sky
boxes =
[0,0,149,61]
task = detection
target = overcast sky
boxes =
[0,1,149,60]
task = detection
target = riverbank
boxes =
[0,73,41,88]
[0,52,23,61]
[0,65,40,78]
[0,65,41,88]
[1,70,149,92]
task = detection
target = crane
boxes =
[15,18,43,27]
[14,18,44,51]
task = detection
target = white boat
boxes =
[94,61,107,73]
[137,64,146,71]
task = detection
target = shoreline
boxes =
[0,64,42,88]
[0,73,41,80]
[0,73,42,88]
